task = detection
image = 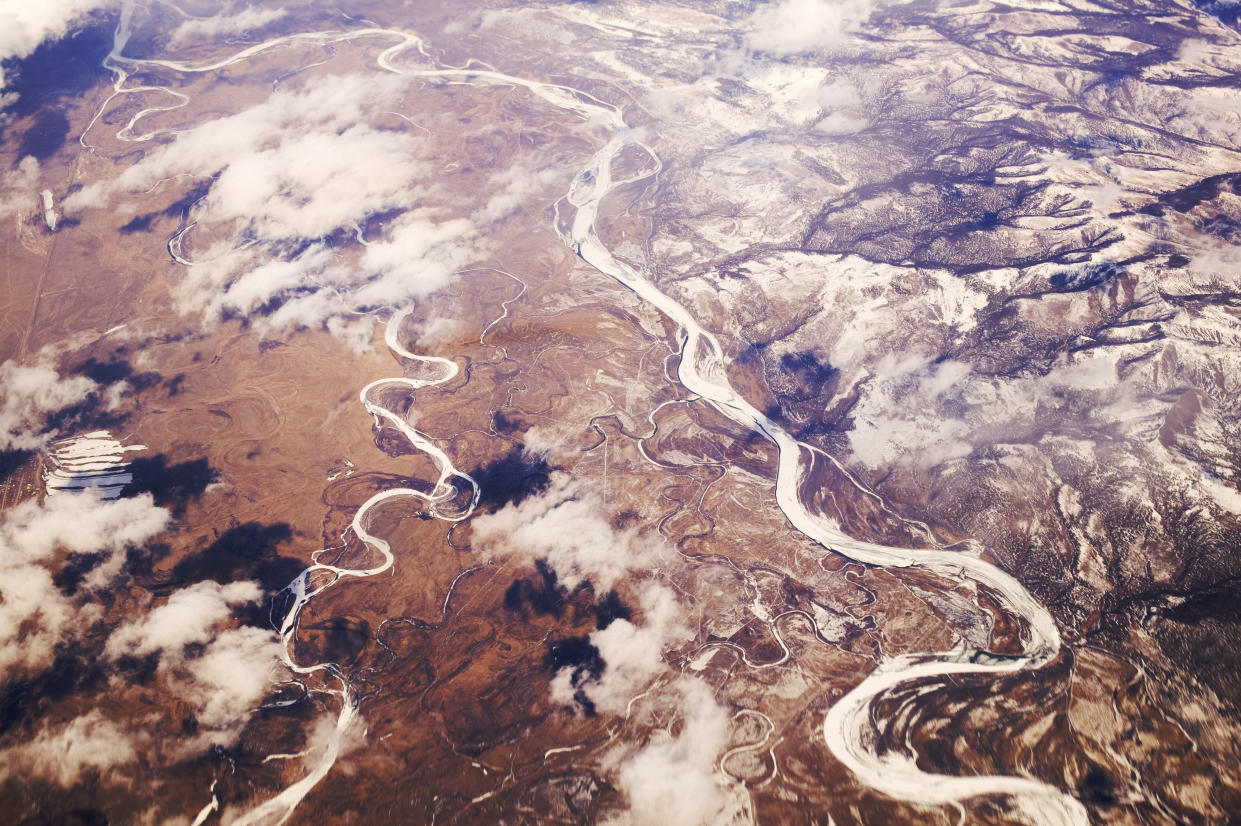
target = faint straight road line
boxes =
[16,226,56,359]
[17,146,86,360]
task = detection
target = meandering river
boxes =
[95,10,1086,823]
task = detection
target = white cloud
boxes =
[0,354,98,451]
[69,76,415,217]
[846,351,975,469]
[476,157,567,224]
[171,626,284,747]
[167,7,288,47]
[519,425,565,461]
[413,316,467,349]
[203,125,426,241]
[107,578,283,750]
[356,210,478,305]
[1174,37,1241,73]
[105,579,264,659]
[0,0,113,88]
[0,709,145,786]
[0,492,169,677]
[814,110,869,135]
[0,495,279,770]
[0,562,76,677]
[0,155,41,220]
[64,73,420,220]
[553,582,688,715]
[470,473,666,591]
[743,65,868,130]
[813,77,863,109]
[844,334,1167,472]
[607,679,751,826]
[65,72,498,341]
[1044,350,1120,392]
[747,0,879,57]
[0,577,281,778]
[230,248,336,316]
[472,475,703,715]
[0,489,169,561]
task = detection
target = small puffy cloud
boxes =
[0,562,75,677]
[0,579,279,780]
[0,0,112,85]
[0,155,41,220]
[172,626,284,747]
[815,110,869,135]
[69,75,415,218]
[0,355,98,451]
[1181,246,1241,290]
[0,489,169,561]
[813,77,862,109]
[167,7,288,46]
[0,492,169,677]
[520,425,565,461]
[63,73,423,224]
[107,579,283,750]
[553,582,688,715]
[1177,38,1212,63]
[356,210,478,306]
[846,352,975,469]
[0,710,145,786]
[105,579,264,660]
[747,0,879,57]
[473,475,691,713]
[201,125,427,241]
[803,76,869,133]
[743,65,869,130]
[475,157,567,224]
[470,473,665,590]
[1044,350,1120,392]
[213,246,337,318]
[1174,37,1241,70]
[413,316,468,349]
[846,339,1157,472]
[66,72,496,341]
[607,679,750,826]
